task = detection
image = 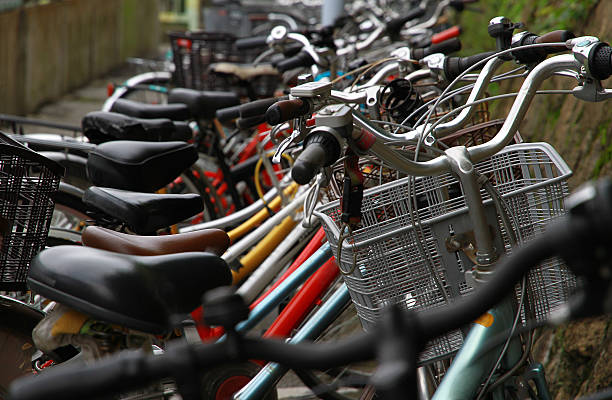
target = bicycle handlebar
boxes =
[432,26,462,44]
[385,7,426,37]
[358,50,585,177]
[273,50,317,73]
[240,96,289,119]
[266,98,311,125]
[512,30,575,64]
[443,51,497,81]
[589,42,612,80]
[411,37,462,60]
[216,105,241,122]
[13,177,612,400]
[236,115,267,130]
[291,129,342,184]
[235,36,269,50]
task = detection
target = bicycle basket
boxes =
[0,131,63,291]
[315,142,576,365]
[169,31,258,92]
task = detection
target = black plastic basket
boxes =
[169,30,252,91]
[0,131,63,291]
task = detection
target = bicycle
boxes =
[9,174,612,400]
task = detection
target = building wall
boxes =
[0,0,160,114]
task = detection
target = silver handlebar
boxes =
[354,53,583,176]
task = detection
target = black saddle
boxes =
[110,98,191,121]
[28,246,232,334]
[86,140,197,192]
[83,187,203,235]
[168,88,240,120]
[82,112,192,144]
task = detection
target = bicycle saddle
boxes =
[168,88,240,120]
[82,111,191,144]
[110,98,191,121]
[83,187,203,235]
[28,246,232,334]
[210,62,278,81]
[82,225,229,256]
[86,140,197,192]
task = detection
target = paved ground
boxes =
[26,69,134,132]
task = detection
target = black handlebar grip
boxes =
[589,42,612,80]
[266,98,311,125]
[216,105,241,122]
[291,130,341,185]
[235,36,268,50]
[386,7,426,37]
[283,42,304,57]
[512,30,575,64]
[273,51,316,73]
[236,114,267,130]
[239,96,289,119]
[443,51,497,81]
[411,37,462,60]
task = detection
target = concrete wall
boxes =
[0,0,160,115]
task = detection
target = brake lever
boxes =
[272,118,308,163]
[572,79,612,102]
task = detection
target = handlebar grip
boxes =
[235,36,268,50]
[283,42,305,57]
[449,0,479,11]
[266,98,311,125]
[236,114,267,130]
[239,96,289,119]
[535,29,575,44]
[512,30,575,64]
[216,105,241,122]
[443,51,497,81]
[291,130,341,185]
[589,42,612,80]
[431,26,462,44]
[386,7,426,36]
[411,37,462,60]
[9,350,159,400]
[273,51,316,73]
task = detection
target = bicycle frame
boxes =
[236,284,351,400]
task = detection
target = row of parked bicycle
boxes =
[1,0,612,399]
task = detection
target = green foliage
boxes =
[455,0,600,56]
[529,0,599,32]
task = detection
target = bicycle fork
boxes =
[431,147,549,400]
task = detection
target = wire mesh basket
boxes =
[315,142,576,364]
[0,132,63,291]
[169,31,260,94]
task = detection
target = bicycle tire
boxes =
[200,362,278,400]
[0,297,44,400]
[103,72,172,111]
[289,290,372,400]
[179,168,221,222]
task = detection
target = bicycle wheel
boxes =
[46,228,82,246]
[291,285,373,400]
[200,362,278,400]
[0,296,43,399]
[171,168,221,223]
[102,71,172,112]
